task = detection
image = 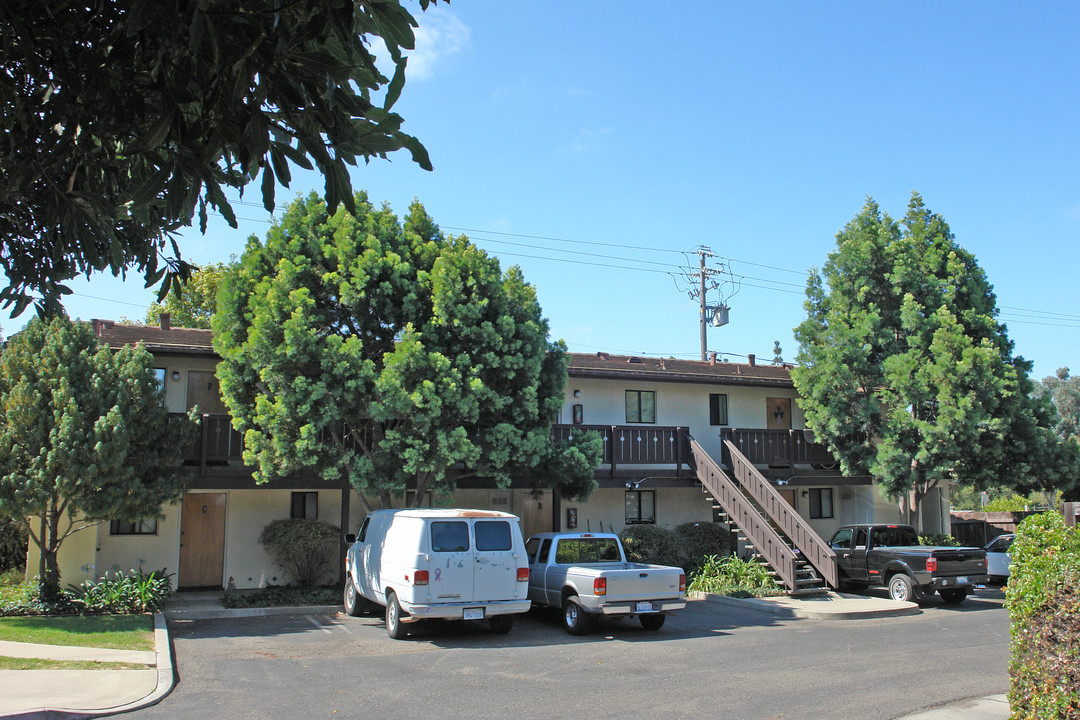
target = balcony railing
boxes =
[551,425,689,476]
[719,428,838,468]
[171,413,243,470]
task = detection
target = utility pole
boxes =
[698,251,708,361]
[685,246,729,361]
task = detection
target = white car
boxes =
[983,534,1014,584]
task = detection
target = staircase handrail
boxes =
[687,438,801,591]
[723,439,839,589]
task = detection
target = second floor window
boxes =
[291,492,318,520]
[709,393,728,425]
[625,390,656,424]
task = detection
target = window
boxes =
[405,490,432,507]
[625,390,656,424]
[474,521,512,551]
[854,528,868,548]
[808,488,833,519]
[431,521,470,552]
[357,517,370,542]
[829,527,853,550]
[291,492,318,519]
[709,393,728,426]
[110,518,158,535]
[625,490,656,524]
[525,537,540,564]
[152,368,166,391]
[555,537,622,564]
[538,538,552,564]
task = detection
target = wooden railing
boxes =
[719,428,837,468]
[171,413,244,469]
[551,425,688,476]
[723,439,838,589]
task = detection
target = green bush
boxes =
[620,525,689,568]
[68,569,174,614]
[1007,512,1080,718]
[0,517,28,573]
[674,522,734,572]
[919,533,960,547]
[687,554,782,598]
[259,518,340,588]
[222,584,342,609]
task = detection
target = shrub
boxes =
[919,533,960,547]
[259,518,340,588]
[68,569,174,614]
[1007,512,1080,718]
[620,525,689,569]
[687,554,782,598]
[222,584,341,609]
[0,517,28,573]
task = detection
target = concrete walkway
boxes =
[0,592,1010,719]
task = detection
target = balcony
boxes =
[551,425,690,476]
[171,413,243,469]
[719,428,837,469]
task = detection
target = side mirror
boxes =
[344,533,356,544]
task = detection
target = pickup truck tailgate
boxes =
[931,548,986,576]
[604,564,682,600]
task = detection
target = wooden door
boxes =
[187,370,227,414]
[519,490,553,539]
[179,493,226,589]
[779,489,796,508]
[766,397,792,430]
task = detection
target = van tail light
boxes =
[414,570,429,586]
[679,573,686,593]
[517,567,529,582]
[925,557,937,573]
[593,577,607,596]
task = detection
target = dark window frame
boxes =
[625,389,656,424]
[709,393,729,426]
[625,489,656,525]
[291,491,318,520]
[808,488,834,519]
[110,518,158,536]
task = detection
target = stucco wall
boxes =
[562,486,714,535]
[95,502,182,582]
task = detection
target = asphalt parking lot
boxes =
[140,588,1009,720]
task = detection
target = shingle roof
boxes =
[567,352,794,388]
[92,319,215,357]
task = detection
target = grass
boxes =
[222,584,341,609]
[0,615,154,651]
[0,656,151,671]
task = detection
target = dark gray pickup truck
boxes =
[828,524,988,604]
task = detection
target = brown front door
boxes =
[766,397,792,430]
[179,493,226,589]
[187,370,227,414]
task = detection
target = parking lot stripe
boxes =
[305,615,332,634]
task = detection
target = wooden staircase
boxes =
[688,437,838,594]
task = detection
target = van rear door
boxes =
[472,519,521,602]
[428,520,474,603]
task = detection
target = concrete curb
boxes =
[691,591,922,620]
[1,612,174,720]
[165,604,343,621]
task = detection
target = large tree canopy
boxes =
[0,0,437,316]
[144,261,231,329]
[213,193,601,512]
[0,316,193,599]
[793,194,1073,527]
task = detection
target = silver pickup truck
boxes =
[525,532,686,634]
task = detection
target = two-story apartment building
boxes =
[30,319,949,592]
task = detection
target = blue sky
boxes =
[22,2,1080,379]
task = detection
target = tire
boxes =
[344,576,361,617]
[940,588,969,605]
[562,596,593,636]
[639,614,666,631]
[488,615,514,634]
[385,591,408,639]
[888,574,916,603]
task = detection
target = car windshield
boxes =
[873,526,920,547]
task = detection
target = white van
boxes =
[343,508,531,638]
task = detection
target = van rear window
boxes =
[431,521,470,552]
[475,521,512,551]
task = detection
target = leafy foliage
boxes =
[258,518,340,588]
[1040,368,1080,443]
[0,515,27,573]
[145,262,231,329]
[793,194,1077,528]
[68,569,173,614]
[0,316,194,600]
[687,555,782,598]
[919,534,960,547]
[620,523,734,572]
[0,0,437,315]
[222,584,342,609]
[1006,512,1080,718]
[214,193,601,510]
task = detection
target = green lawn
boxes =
[0,656,151,670]
[0,615,154,651]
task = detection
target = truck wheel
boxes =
[488,615,514,634]
[385,591,408,639]
[562,596,593,636]
[940,588,968,604]
[639,614,666,631]
[344,576,361,617]
[888,574,915,603]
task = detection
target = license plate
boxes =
[463,607,485,620]
[957,576,967,585]
[635,601,655,613]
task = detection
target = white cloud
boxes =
[407,9,470,81]
[562,126,614,156]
